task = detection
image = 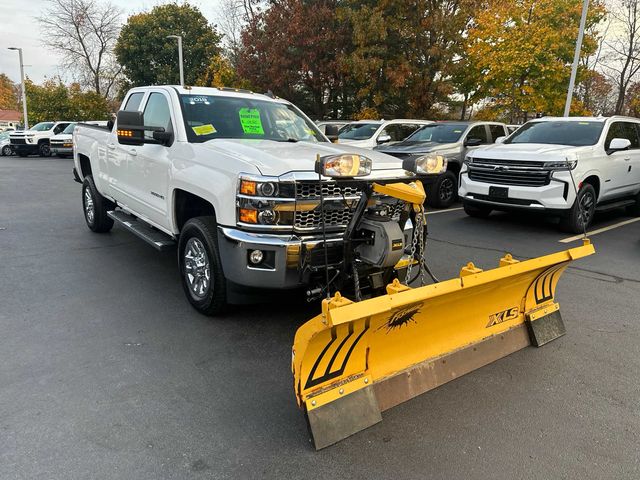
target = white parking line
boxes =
[426,207,464,215]
[559,217,640,243]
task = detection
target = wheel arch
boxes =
[173,189,216,233]
[581,175,601,200]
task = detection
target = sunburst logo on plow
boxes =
[486,306,519,328]
[379,302,424,333]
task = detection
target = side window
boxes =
[467,125,489,144]
[124,92,144,112]
[398,124,421,140]
[143,93,173,137]
[53,123,66,134]
[488,124,505,143]
[604,122,639,149]
[380,124,401,142]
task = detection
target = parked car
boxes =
[10,121,73,157]
[336,119,432,149]
[73,86,447,315]
[50,121,107,158]
[506,124,521,134]
[316,120,349,135]
[0,131,13,156]
[376,121,509,207]
[460,116,640,232]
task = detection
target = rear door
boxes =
[488,124,508,143]
[601,121,640,199]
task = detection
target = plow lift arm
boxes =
[292,154,595,450]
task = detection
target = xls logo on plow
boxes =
[486,306,520,328]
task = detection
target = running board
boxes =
[107,210,176,251]
[595,199,635,213]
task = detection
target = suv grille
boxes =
[468,159,550,187]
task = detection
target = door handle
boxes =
[624,157,631,161]
[129,148,137,157]
[107,143,116,150]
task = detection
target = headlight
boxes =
[403,153,447,175]
[315,154,372,178]
[543,160,577,170]
[239,177,280,197]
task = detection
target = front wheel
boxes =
[463,201,492,218]
[1,145,11,156]
[178,217,227,316]
[559,183,596,233]
[39,142,51,157]
[82,176,114,233]
[426,171,458,208]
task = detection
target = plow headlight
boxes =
[315,154,372,178]
[403,154,447,175]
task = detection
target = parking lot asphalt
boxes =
[1,156,639,480]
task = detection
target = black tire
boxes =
[625,190,640,216]
[178,216,227,316]
[463,201,492,218]
[559,183,596,233]
[426,170,458,208]
[82,175,114,233]
[1,145,11,156]
[39,142,51,157]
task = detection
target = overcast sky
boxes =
[0,0,223,84]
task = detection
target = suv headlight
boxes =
[543,160,577,170]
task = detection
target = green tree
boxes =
[115,3,222,89]
[466,0,605,122]
[198,54,251,89]
[25,79,109,123]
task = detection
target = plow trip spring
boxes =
[292,239,595,449]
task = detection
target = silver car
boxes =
[0,131,13,156]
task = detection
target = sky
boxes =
[0,0,223,84]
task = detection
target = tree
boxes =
[340,0,479,118]
[602,0,640,114]
[198,54,251,89]
[25,79,110,123]
[237,0,349,118]
[466,0,605,122]
[0,74,19,111]
[38,0,123,98]
[115,3,222,89]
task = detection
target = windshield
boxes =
[338,123,380,140]
[505,120,605,146]
[62,123,76,134]
[30,122,54,132]
[404,123,467,143]
[180,95,324,143]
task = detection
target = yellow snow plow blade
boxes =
[292,240,595,449]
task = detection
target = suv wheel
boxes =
[1,145,11,156]
[82,175,114,233]
[427,171,458,208]
[559,183,596,233]
[463,201,492,218]
[39,142,51,157]
[178,216,227,316]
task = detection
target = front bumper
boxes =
[217,227,345,289]
[11,143,39,154]
[51,145,73,155]
[459,171,574,212]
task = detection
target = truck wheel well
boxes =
[174,189,215,232]
[447,162,461,176]
[582,175,600,199]
[78,154,92,178]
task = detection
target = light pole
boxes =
[8,47,29,129]
[564,0,589,117]
[166,35,184,87]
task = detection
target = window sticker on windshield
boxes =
[192,124,217,136]
[189,96,210,105]
[579,122,590,125]
[239,108,264,135]
[453,130,462,133]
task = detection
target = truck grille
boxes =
[468,159,550,187]
[295,209,354,230]
[295,182,360,199]
[10,138,26,145]
[50,141,65,146]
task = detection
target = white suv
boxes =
[460,116,640,232]
[336,119,432,149]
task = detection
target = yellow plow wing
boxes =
[292,240,595,449]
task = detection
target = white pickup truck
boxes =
[10,121,73,157]
[460,116,640,232]
[73,86,445,315]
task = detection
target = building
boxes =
[0,109,22,131]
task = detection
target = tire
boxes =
[82,175,114,233]
[463,201,492,218]
[426,170,458,208]
[559,183,596,233]
[1,145,11,156]
[178,216,227,316]
[626,190,640,216]
[39,142,51,157]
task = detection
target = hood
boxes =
[470,143,593,161]
[335,138,373,148]
[197,139,405,177]
[376,141,459,155]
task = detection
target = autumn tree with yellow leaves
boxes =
[466,0,606,122]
